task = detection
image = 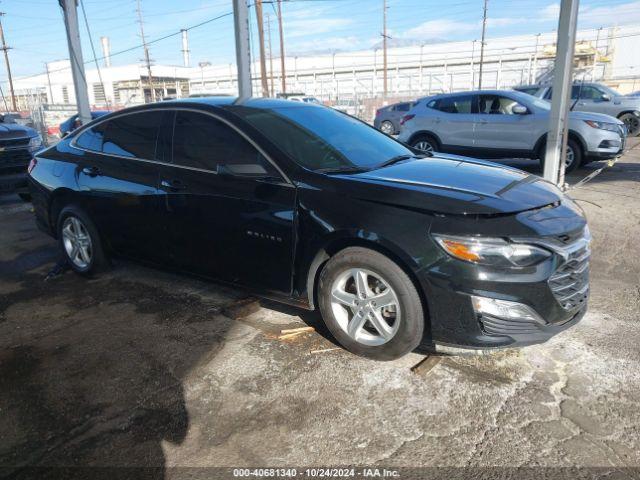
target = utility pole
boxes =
[45,62,53,103]
[382,0,389,100]
[276,0,286,94]
[478,0,488,89]
[255,0,269,97]
[59,0,91,125]
[232,0,252,99]
[266,13,275,96]
[0,13,17,111]
[543,0,579,186]
[135,0,155,102]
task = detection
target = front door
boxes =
[75,110,167,263]
[159,109,296,294]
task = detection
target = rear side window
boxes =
[433,95,474,114]
[102,111,163,159]
[75,122,107,152]
[172,111,272,172]
[396,103,411,112]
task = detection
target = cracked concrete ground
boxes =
[1,139,639,478]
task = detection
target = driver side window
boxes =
[478,95,521,115]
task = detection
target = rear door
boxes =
[431,94,477,149]
[74,110,167,262]
[159,109,296,293]
[573,85,612,115]
[473,93,537,155]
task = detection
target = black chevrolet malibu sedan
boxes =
[28,97,590,360]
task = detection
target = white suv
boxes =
[397,90,626,172]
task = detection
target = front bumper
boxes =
[584,124,626,161]
[419,226,590,351]
[0,172,28,194]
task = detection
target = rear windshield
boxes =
[236,106,413,171]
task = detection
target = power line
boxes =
[136,0,155,102]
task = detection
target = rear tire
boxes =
[318,247,424,361]
[410,134,438,154]
[57,205,108,276]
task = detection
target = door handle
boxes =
[81,166,101,177]
[161,179,187,191]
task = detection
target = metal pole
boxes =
[181,29,190,67]
[45,62,54,104]
[255,0,269,97]
[531,33,540,83]
[276,0,286,94]
[592,27,602,81]
[59,0,91,125]
[544,0,579,186]
[470,39,476,89]
[0,14,17,111]
[478,0,488,90]
[266,13,274,96]
[382,0,388,100]
[232,0,252,100]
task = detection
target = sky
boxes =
[1,0,639,81]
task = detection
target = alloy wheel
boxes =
[381,121,394,135]
[62,216,93,269]
[565,144,575,168]
[414,140,434,153]
[330,268,401,346]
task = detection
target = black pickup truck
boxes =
[0,114,42,200]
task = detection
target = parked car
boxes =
[0,114,42,200]
[398,90,626,172]
[374,101,416,135]
[332,99,359,116]
[59,111,111,138]
[29,98,589,360]
[286,95,322,104]
[513,82,640,136]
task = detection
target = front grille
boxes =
[0,149,32,172]
[0,137,30,148]
[548,239,590,311]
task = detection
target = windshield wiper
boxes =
[316,166,370,174]
[375,154,427,170]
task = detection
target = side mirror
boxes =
[512,104,528,115]
[217,163,270,177]
[601,93,611,101]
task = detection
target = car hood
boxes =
[569,110,625,124]
[0,122,37,138]
[340,156,563,215]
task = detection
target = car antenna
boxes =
[570,74,584,111]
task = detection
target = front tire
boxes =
[620,113,640,137]
[380,120,395,135]
[539,137,582,173]
[57,205,108,276]
[318,247,424,360]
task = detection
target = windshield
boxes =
[238,106,414,172]
[598,84,620,97]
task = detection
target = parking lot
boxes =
[1,141,640,476]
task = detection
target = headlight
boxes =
[28,134,43,150]
[583,120,620,132]
[433,234,551,267]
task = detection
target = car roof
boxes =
[149,96,315,110]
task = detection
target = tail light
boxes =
[27,158,37,174]
[375,109,382,117]
[400,114,415,125]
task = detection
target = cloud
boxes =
[285,17,354,38]
[579,1,640,26]
[403,19,478,40]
